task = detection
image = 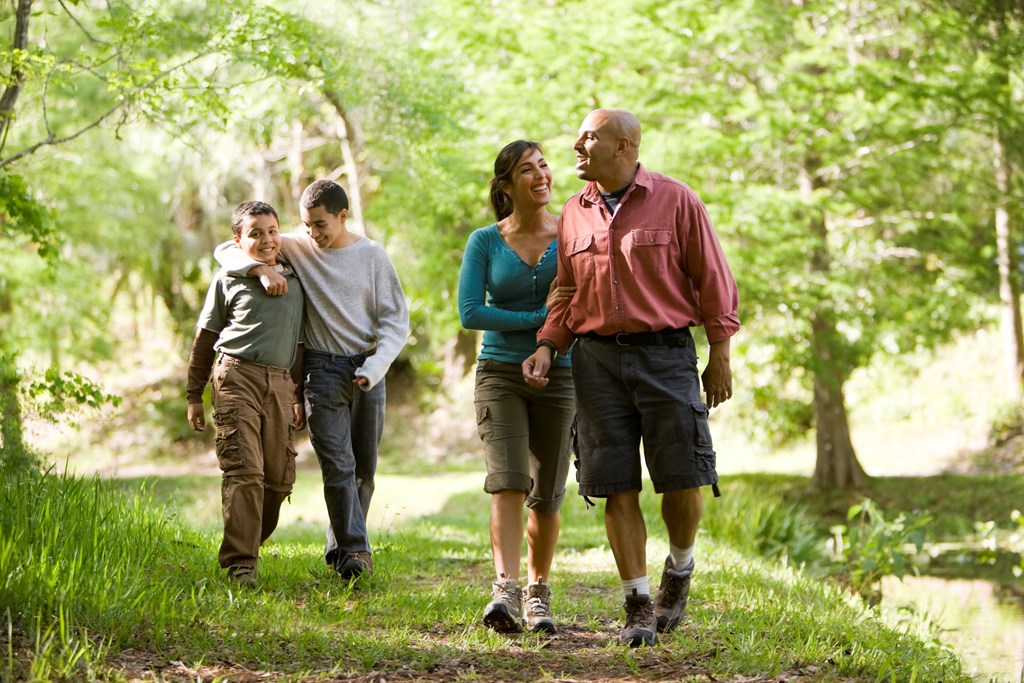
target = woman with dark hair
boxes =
[458,140,575,634]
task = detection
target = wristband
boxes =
[536,340,558,359]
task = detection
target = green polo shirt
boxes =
[197,265,304,369]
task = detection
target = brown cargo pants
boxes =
[211,354,298,570]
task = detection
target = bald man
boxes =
[523,108,740,647]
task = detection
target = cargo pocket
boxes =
[284,446,298,487]
[475,403,493,444]
[213,402,243,472]
[691,402,717,473]
[570,414,594,508]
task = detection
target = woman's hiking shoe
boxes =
[228,565,257,587]
[620,589,657,647]
[483,575,524,633]
[654,556,694,633]
[336,552,373,580]
[524,582,557,634]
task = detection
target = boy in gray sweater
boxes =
[215,181,409,582]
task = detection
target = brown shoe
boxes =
[336,552,373,580]
[654,557,694,633]
[620,589,657,647]
[227,564,257,587]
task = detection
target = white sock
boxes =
[622,576,650,598]
[669,543,694,571]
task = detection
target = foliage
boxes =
[22,366,122,414]
[690,477,824,570]
[0,169,56,258]
[0,0,1021,482]
[1,469,969,681]
[827,499,931,602]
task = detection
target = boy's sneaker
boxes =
[336,552,373,580]
[524,582,556,634]
[228,565,257,587]
[654,557,694,633]
[483,575,524,633]
[620,589,657,647]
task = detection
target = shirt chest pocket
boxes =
[625,228,673,276]
[567,233,596,281]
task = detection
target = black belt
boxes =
[583,328,692,347]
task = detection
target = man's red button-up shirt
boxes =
[538,165,740,353]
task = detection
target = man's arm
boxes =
[701,338,733,409]
[354,248,410,390]
[213,240,289,296]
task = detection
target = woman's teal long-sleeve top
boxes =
[457,224,570,367]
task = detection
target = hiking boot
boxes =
[228,564,257,587]
[483,574,524,633]
[620,589,657,647]
[524,582,556,634]
[654,557,694,633]
[336,552,373,580]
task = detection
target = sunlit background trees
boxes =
[2,0,1022,489]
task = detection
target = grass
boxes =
[7,324,1020,680]
[1,463,972,682]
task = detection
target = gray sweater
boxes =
[215,232,409,390]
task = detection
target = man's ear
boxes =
[338,208,348,223]
[233,234,241,244]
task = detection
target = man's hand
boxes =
[188,402,206,432]
[292,402,306,430]
[250,265,288,296]
[522,346,553,388]
[353,376,369,388]
[701,339,733,409]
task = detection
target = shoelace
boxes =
[525,595,550,616]
[658,573,689,603]
[624,599,653,627]
[494,583,521,607]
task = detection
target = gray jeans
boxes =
[303,349,386,566]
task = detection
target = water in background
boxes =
[881,575,1023,683]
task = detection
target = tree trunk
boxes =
[810,314,866,490]
[287,117,304,212]
[0,282,27,465]
[322,91,367,237]
[800,161,868,490]
[993,132,1024,397]
[0,0,33,149]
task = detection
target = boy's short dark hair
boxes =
[231,200,279,237]
[301,179,349,215]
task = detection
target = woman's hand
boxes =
[545,284,576,309]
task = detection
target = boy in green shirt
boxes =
[186,201,305,587]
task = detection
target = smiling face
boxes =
[301,204,349,249]
[573,110,619,185]
[234,213,281,265]
[501,147,553,210]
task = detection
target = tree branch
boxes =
[0,0,33,152]
[57,0,107,46]
[0,50,212,169]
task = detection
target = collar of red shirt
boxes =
[579,163,651,207]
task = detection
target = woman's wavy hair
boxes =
[488,140,544,222]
